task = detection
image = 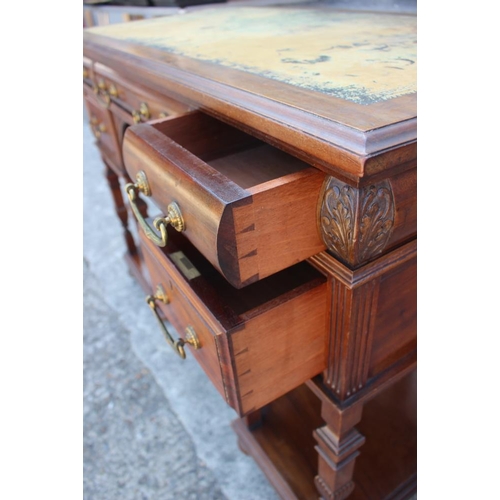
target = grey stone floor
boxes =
[83,261,226,500]
[83,113,279,500]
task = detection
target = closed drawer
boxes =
[124,112,327,288]
[83,56,94,88]
[94,63,191,123]
[84,91,122,170]
[139,226,328,416]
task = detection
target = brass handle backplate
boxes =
[93,78,111,108]
[89,116,106,139]
[146,285,200,359]
[132,102,150,123]
[125,170,185,247]
[108,83,118,97]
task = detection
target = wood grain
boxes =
[228,282,328,414]
[232,372,416,500]
[138,228,328,416]
[123,113,326,288]
[83,11,417,498]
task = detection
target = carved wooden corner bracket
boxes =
[319,177,395,267]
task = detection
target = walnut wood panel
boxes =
[123,112,326,288]
[368,256,417,378]
[225,283,327,415]
[352,370,417,499]
[139,227,328,416]
[309,240,416,403]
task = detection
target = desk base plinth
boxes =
[232,373,416,500]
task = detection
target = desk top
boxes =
[84,6,417,179]
[87,8,416,106]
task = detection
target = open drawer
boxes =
[123,112,326,288]
[139,226,328,417]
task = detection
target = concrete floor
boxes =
[83,112,280,500]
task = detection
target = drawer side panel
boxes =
[368,256,417,378]
[229,282,328,415]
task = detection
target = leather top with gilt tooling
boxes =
[84,6,417,177]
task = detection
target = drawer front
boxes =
[139,228,328,416]
[94,63,191,123]
[83,56,94,88]
[142,237,228,401]
[124,112,326,288]
[84,92,122,170]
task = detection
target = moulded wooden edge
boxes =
[308,239,417,288]
[307,349,416,411]
[83,34,416,179]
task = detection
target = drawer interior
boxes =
[152,225,326,332]
[124,111,326,288]
[152,113,310,189]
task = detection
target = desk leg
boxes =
[314,400,364,500]
[104,163,137,258]
[104,165,152,292]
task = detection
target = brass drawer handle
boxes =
[89,116,106,139]
[132,102,150,123]
[125,171,185,247]
[146,285,200,359]
[93,78,111,108]
[108,83,118,97]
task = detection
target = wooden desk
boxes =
[83,6,416,499]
